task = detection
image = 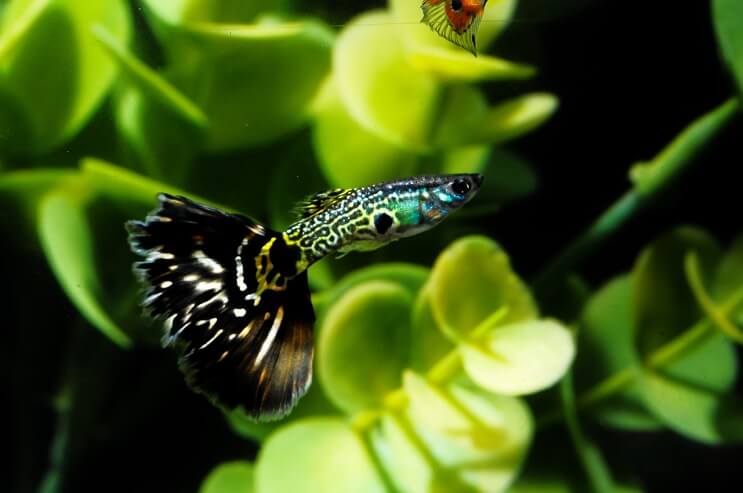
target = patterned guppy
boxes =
[126,174,483,420]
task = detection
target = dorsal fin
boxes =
[292,188,349,219]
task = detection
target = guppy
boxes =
[126,174,483,420]
[421,0,487,56]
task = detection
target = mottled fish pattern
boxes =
[126,174,483,420]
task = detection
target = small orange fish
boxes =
[420,0,487,56]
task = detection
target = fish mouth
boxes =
[472,173,484,188]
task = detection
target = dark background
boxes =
[5,1,741,492]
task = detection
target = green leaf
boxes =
[472,93,558,145]
[200,461,254,493]
[0,0,131,153]
[311,78,418,188]
[713,0,743,94]
[334,10,440,150]
[255,418,386,493]
[405,380,533,492]
[313,262,428,324]
[713,234,743,300]
[92,24,207,128]
[460,319,575,396]
[428,235,537,342]
[577,276,661,431]
[38,189,131,347]
[94,22,207,180]
[318,281,414,414]
[433,88,557,149]
[0,168,76,226]
[141,5,334,152]
[143,0,291,25]
[633,227,721,356]
[408,50,535,83]
[113,82,203,183]
[410,285,454,373]
[79,158,210,206]
[370,413,444,493]
[632,227,741,443]
[640,362,741,444]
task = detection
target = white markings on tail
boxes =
[235,255,247,292]
[199,329,223,350]
[193,250,225,274]
[254,306,284,367]
[196,280,222,292]
[239,320,256,339]
[196,293,228,310]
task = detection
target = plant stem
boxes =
[532,98,740,296]
[560,372,616,493]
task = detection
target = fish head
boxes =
[390,173,483,238]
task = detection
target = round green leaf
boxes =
[632,227,721,356]
[640,332,738,443]
[713,234,743,300]
[0,0,131,153]
[370,412,446,493]
[461,319,575,395]
[38,190,131,347]
[640,363,737,444]
[256,418,386,493]
[200,461,254,493]
[181,20,333,151]
[143,0,291,25]
[113,82,203,184]
[140,3,334,151]
[95,24,206,181]
[410,285,454,373]
[334,10,440,150]
[428,235,537,341]
[318,281,413,414]
[312,78,418,188]
[406,380,533,492]
[577,276,661,431]
[713,0,743,94]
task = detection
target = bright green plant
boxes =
[3,0,743,492]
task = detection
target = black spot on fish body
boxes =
[374,213,393,235]
[269,237,302,278]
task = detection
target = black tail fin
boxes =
[126,194,314,420]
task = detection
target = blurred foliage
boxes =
[3,0,743,492]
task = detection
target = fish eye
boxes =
[451,0,462,12]
[451,179,471,196]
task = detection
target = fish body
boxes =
[126,174,482,420]
[421,0,487,56]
